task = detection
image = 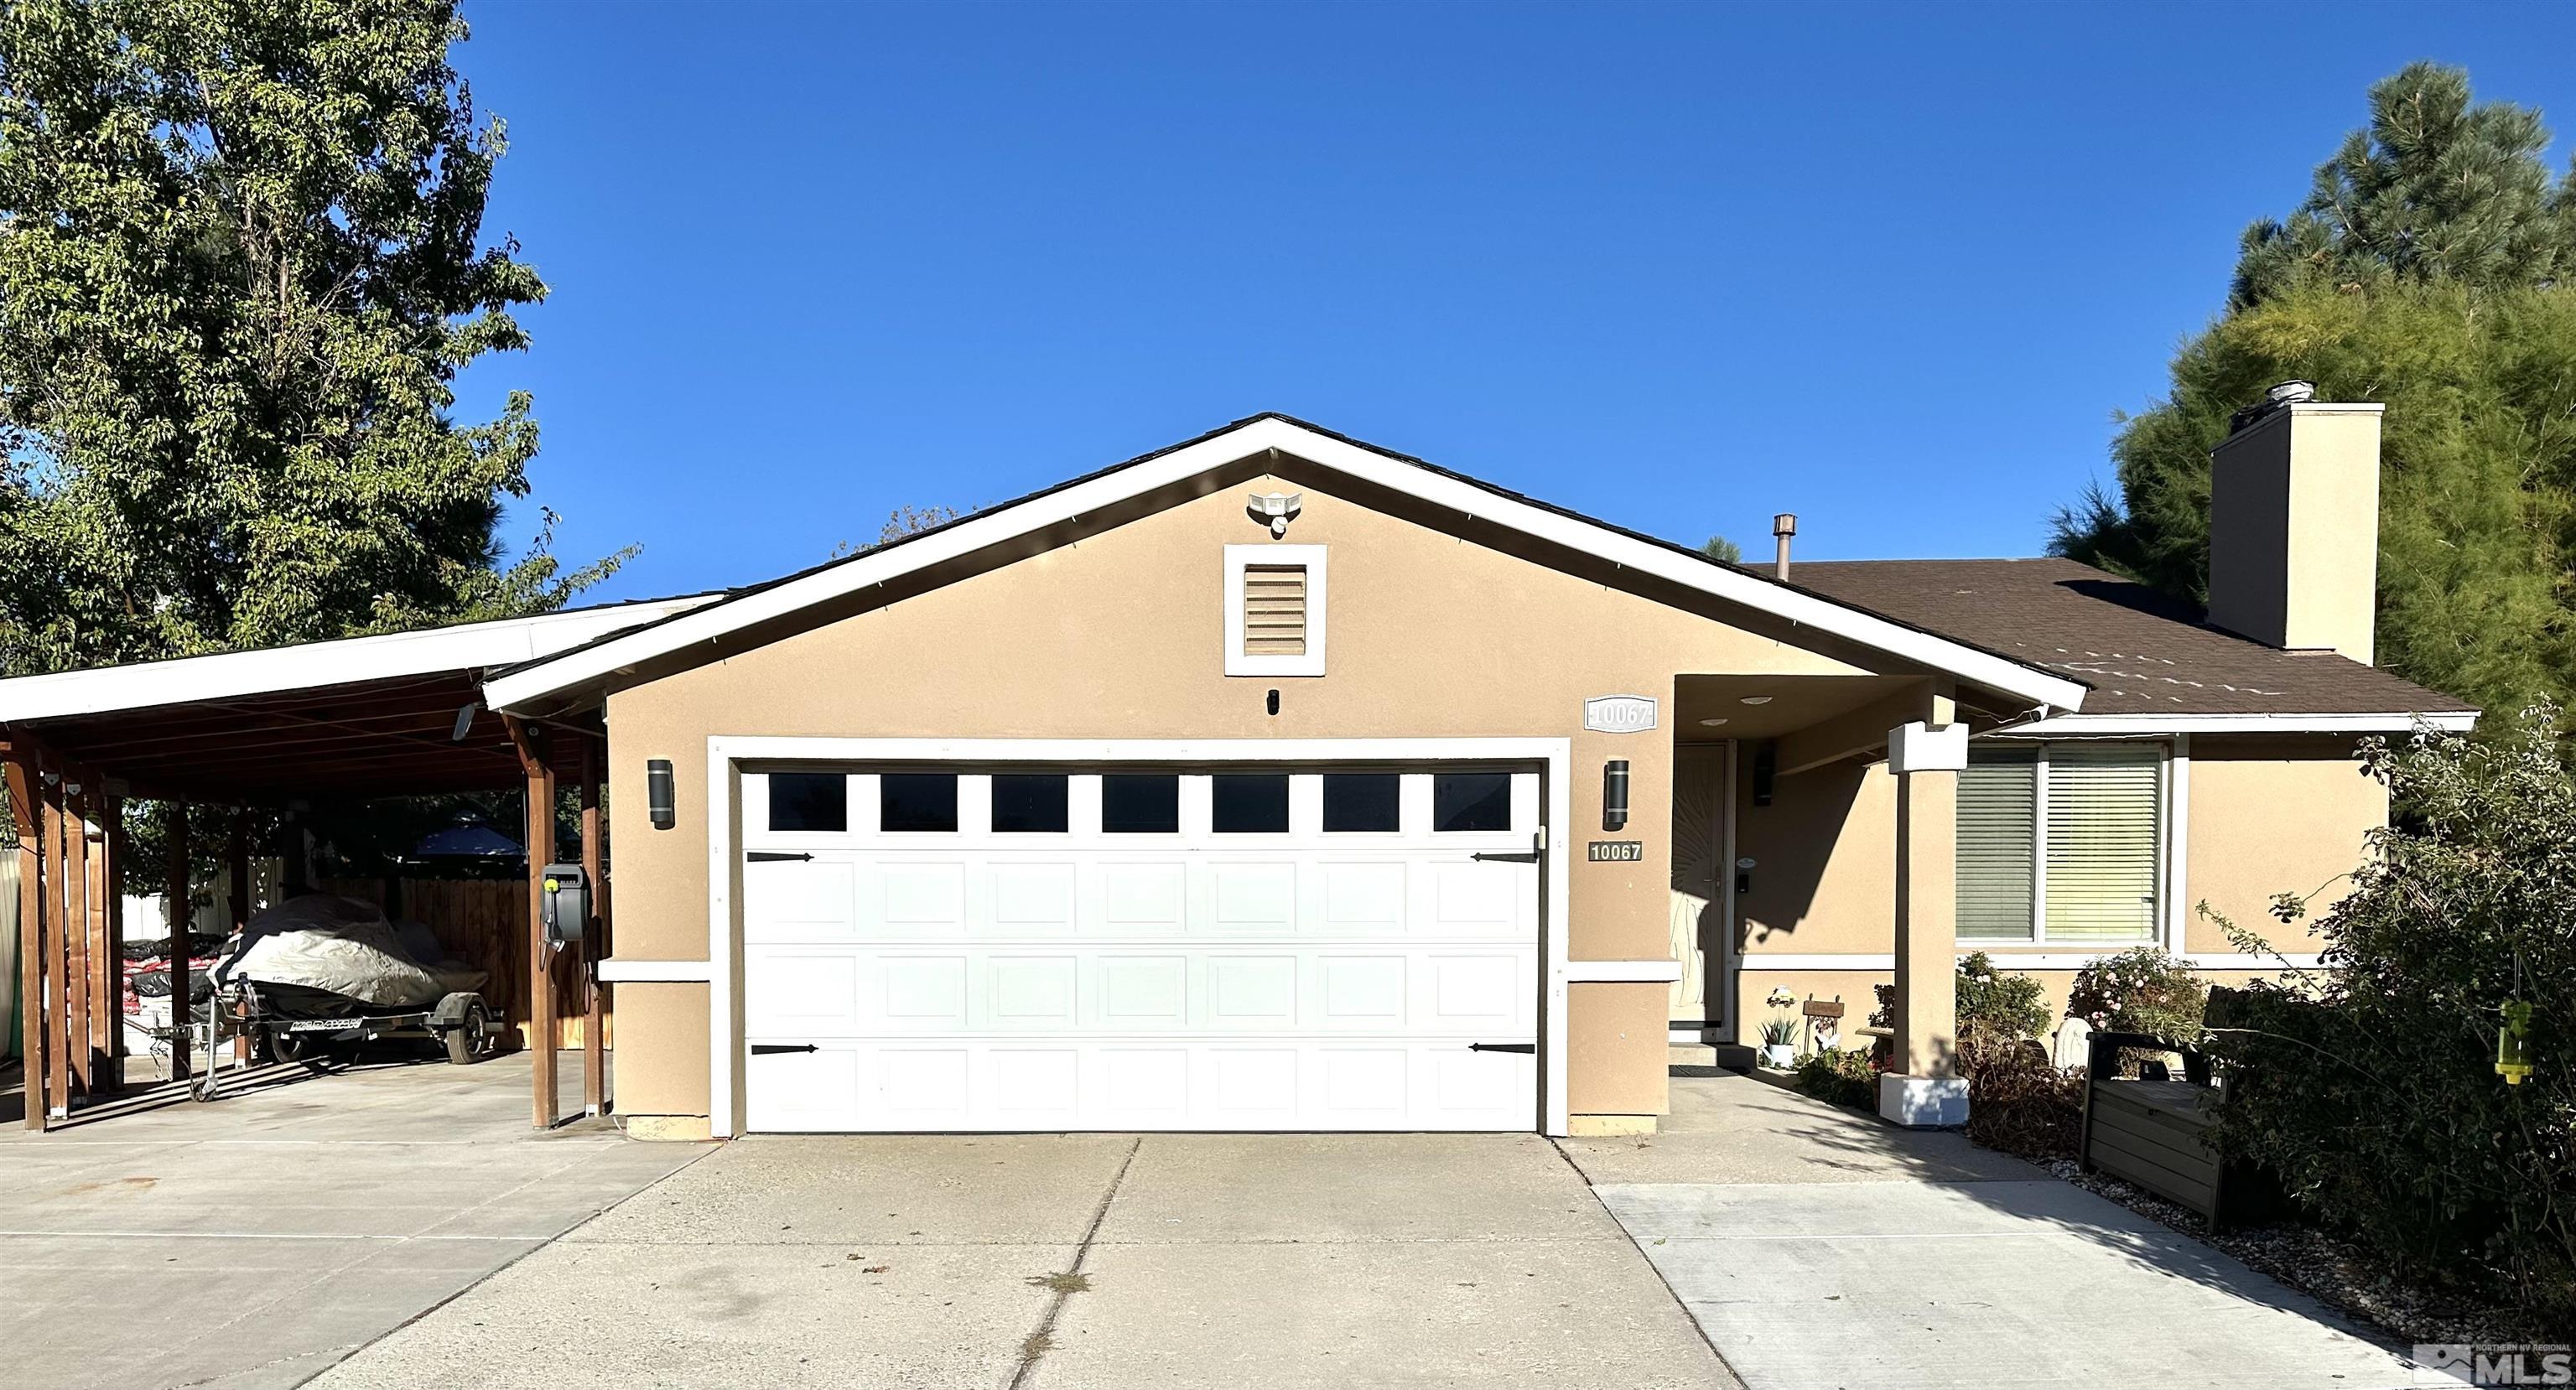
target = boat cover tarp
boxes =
[216,894,486,1007]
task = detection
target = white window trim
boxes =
[1961,739,2169,949]
[705,735,1572,1139]
[1223,543,1326,677]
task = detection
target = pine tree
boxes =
[0,0,626,675]
[2053,64,2576,715]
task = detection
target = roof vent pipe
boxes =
[1772,513,1797,580]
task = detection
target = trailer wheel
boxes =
[271,1028,334,1073]
[445,1000,494,1066]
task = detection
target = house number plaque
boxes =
[1587,840,1644,863]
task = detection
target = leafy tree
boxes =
[2208,708,2576,1330]
[1701,534,1742,564]
[0,0,625,677]
[2054,64,2576,716]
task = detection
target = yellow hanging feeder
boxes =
[2496,999,2533,1086]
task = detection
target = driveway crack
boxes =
[1007,1135,1140,1390]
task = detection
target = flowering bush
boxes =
[2205,708,2576,1330]
[2066,945,2206,1040]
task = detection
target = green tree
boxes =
[0,0,625,677]
[2054,63,2576,716]
[1701,534,1742,564]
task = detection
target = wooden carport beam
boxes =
[1773,683,1943,777]
[503,714,558,1129]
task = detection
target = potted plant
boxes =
[1758,987,1800,1067]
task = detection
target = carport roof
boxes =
[0,594,715,800]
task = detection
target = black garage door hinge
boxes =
[750,1043,818,1055]
[746,851,814,863]
[1467,1042,1535,1054]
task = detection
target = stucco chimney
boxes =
[2205,383,2384,665]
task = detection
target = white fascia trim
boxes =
[1568,959,1685,983]
[485,418,2088,713]
[1739,951,2326,972]
[0,594,718,724]
[703,734,1576,1139]
[1992,711,2476,737]
[595,958,713,983]
[1223,543,1327,677]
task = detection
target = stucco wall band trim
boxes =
[703,735,1575,1138]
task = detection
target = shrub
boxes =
[1962,1039,2088,1160]
[2067,945,2206,1040]
[2205,708,2576,1331]
[1791,1046,1877,1110]
[1956,952,2052,1053]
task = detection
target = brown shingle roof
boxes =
[1788,558,2475,718]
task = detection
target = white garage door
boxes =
[740,765,1541,1132]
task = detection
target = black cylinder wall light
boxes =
[1602,759,1630,832]
[647,758,676,830]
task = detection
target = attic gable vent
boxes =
[1223,543,1327,677]
[1243,564,1307,656]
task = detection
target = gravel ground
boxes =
[2038,1157,2535,1348]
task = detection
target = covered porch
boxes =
[1667,672,1983,1123]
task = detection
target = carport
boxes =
[0,598,711,1132]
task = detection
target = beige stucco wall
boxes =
[2184,735,2382,955]
[601,469,1878,1123]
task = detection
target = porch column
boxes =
[1883,700,1969,1127]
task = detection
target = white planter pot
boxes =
[1762,1043,1797,1068]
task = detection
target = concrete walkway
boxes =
[1565,1070,2425,1390]
[2,1053,710,1390]
[306,1131,1738,1390]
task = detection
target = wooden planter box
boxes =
[2077,1030,2278,1229]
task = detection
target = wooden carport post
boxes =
[62,772,90,1093]
[504,715,558,1129]
[579,737,604,1117]
[98,786,125,1089]
[5,746,45,1130]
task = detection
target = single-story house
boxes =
[0,389,2474,1140]
[472,391,2469,1139]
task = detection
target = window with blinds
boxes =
[1242,564,1307,657]
[1957,748,2037,940]
[2042,744,2162,942]
[1955,742,2162,944]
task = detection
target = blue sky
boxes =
[454,2,2576,602]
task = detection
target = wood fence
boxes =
[318,878,600,1050]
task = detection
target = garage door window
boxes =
[1211,773,1289,832]
[768,772,848,832]
[1102,772,1180,832]
[1432,772,1512,832]
[1322,772,1400,832]
[991,773,1069,832]
[879,773,958,832]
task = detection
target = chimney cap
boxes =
[2228,380,2320,434]
[1772,512,1798,537]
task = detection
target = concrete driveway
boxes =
[306,1131,1737,1390]
[1562,1070,2426,1390]
[2,1054,710,1390]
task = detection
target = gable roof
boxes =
[480,414,2095,715]
[1791,558,2476,731]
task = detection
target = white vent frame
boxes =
[1223,543,1327,677]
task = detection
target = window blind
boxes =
[2042,743,2161,942]
[1956,748,2037,941]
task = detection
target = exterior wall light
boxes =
[1602,759,1630,832]
[647,758,675,830]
